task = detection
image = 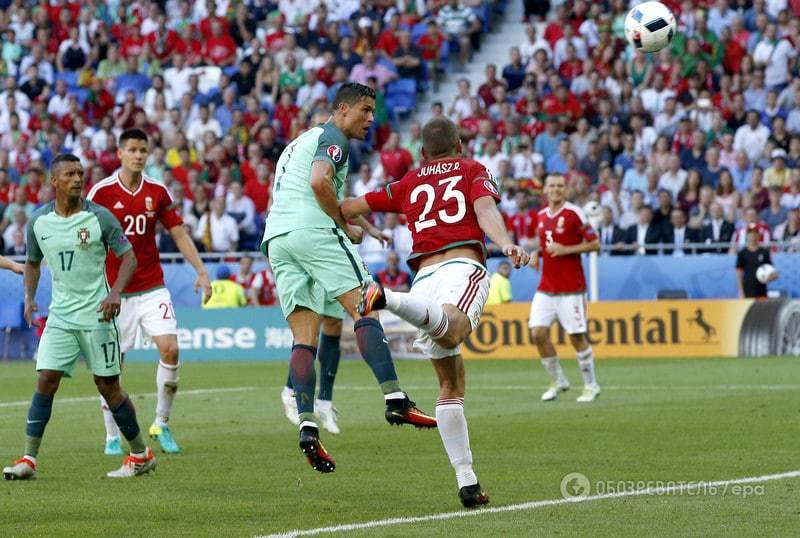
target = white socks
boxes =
[155,361,180,427]
[576,347,597,387]
[435,398,477,489]
[100,395,121,440]
[384,289,449,338]
[541,356,568,385]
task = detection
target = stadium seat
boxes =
[0,300,24,359]
[386,78,417,118]
[657,289,689,300]
[54,70,79,89]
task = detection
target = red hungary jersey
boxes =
[88,172,183,295]
[536,201,598,294]
[365,158,500,271]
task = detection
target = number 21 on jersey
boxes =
[409,175,467,233]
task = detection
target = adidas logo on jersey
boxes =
[113,201,125,209]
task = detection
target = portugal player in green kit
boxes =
[262,83,436,473]
[3,154,155,480]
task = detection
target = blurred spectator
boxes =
[486,261,512,306]
[731,207,772,252]
[377,252,411,292]
[2,208,26,249]
[760,186,789,231]
[352,164,379,198]
[597,206,626,256]
[226,182,257,244]
[380,132,414,182]
[625,205,661,255]
[734,110,770,162]
[774,208,800,250]
[703,202,736,253]
[764,149,791,188]
[350,50,396,88]
[4,228,24,256]
[623,154,649,193]
[392,30,423,80]
[203,265,247,309]
[437,0,482,70]
[663,208,699,256]
[196,197,239,252]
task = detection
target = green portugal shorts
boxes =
[36,324,122,378]
[267,228,372,319]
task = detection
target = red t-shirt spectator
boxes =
[244,178,271,215]
[147,29,182,62]
[203,35,237,65]
[376,30,400,57]
[377,267,411,290]
[120,34,147,59]
[175,35,203,64]
[265,30,288,51]
[542,92,582,121]
[171,162,203,194]
[200,16,230,40]
[380,146,414,182]
[416,34,443,61]
[273,102,300,140]
[506,210,538,241]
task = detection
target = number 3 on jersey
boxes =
[410,175,467,233]
[545,230,554,248]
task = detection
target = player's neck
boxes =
[55,195,83,217]
[549,200,565,212]
[119,169,143,192]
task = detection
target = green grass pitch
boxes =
[1,357,798,537]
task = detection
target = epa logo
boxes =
[560,472,591,500]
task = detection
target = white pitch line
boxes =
[2,384,798,409]
[262,470,800,538]
[0,386,258,409]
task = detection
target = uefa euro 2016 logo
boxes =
[77,227,91,250]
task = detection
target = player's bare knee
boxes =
[94,376,122,403]
[322,317,343,335]
[569,333,589,350]
[531,327,550,346]
[159,342,180,364]
[36,371,62,396]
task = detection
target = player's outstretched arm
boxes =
[98,249,137,322]
[0,254,24,274]
[169,225,213,304]
[474,196,529,268]
[310,161,362,244]
[546,238,601,257]
[340,196,372,219]
[23,259,41,327]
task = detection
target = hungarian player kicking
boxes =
[529,174,600,402]
[342,117,528,508]
[88,129,212,455]
[4,154,154,480]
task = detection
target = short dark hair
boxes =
[119,128,149,148]
[332,82,375,110]
[422,117,459,158]
[51,153,81,174]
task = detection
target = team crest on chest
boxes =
[145,196,156,217]
[556,216,565,234]
[77,227,91,249]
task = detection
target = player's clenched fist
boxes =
[24,299,38,327]
[345,224,364,244]
[502,244,529,268]
[546,241,568,257]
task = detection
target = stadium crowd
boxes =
[4,0,800,304]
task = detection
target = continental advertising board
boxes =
[463,299,800,359]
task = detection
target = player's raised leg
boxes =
[3,369,62,480]
[148,333,182,453]
[338,286,437,429]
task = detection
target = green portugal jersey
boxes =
[261,122,350,248]
[26,199,133,330]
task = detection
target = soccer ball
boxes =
[624,1,677,53]
[582,200,602,229]
[756,264,777,284]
